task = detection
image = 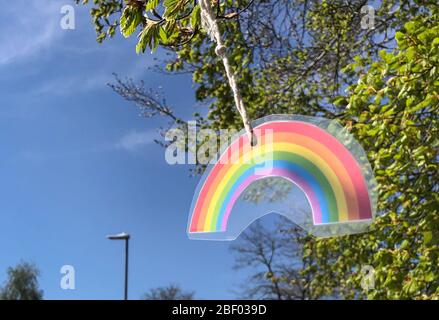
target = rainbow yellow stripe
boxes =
[189,120,373,233]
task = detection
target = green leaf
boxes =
[423,231,433,245]
[400,240,410,249]
[120,7,143,38]
[407,99,428,113]
[404,21,416,33]
[146,0,160,11]
[395,31,405,42]
[159,26,168,42]
[136,21,161,54]
[379,50,387,60]
[163,0,187,19]
[406,47,416,60]
[191,4,201,28]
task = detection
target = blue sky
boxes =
[0,0,260,299]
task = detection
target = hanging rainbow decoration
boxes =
[188,118,375,237]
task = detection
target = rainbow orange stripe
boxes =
[189,120,373,233]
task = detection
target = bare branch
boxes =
[108,73,182,123]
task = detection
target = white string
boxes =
[198,0,255,145]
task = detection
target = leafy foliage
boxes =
[76,0,123,42]
[0,262,43,300]
[303,9,438,299]
[77,0,199,51]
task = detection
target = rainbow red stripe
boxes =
[189,120,373,233]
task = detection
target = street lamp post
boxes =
[107,232,130,300]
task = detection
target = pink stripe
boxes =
[221,168,322,231]
[257,122,372,220]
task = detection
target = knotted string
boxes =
[198,0,255,146]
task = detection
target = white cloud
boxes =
[31,73,111,96]
[0,1,62,65]
[29,57,154,96]
[116,130,157,152]
[0,1,164,100]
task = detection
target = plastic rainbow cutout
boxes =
[188,117,375,238]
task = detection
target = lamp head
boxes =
[107,232,130,240]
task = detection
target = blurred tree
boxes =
[230,217,319,300]
[143,283,195,300]
[0,262,43,300]
[78,0,438,299]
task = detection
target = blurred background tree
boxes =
[77,0,438,299]
[0,261,43,300]
[230,216,320,300]
[143,283,195,300]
